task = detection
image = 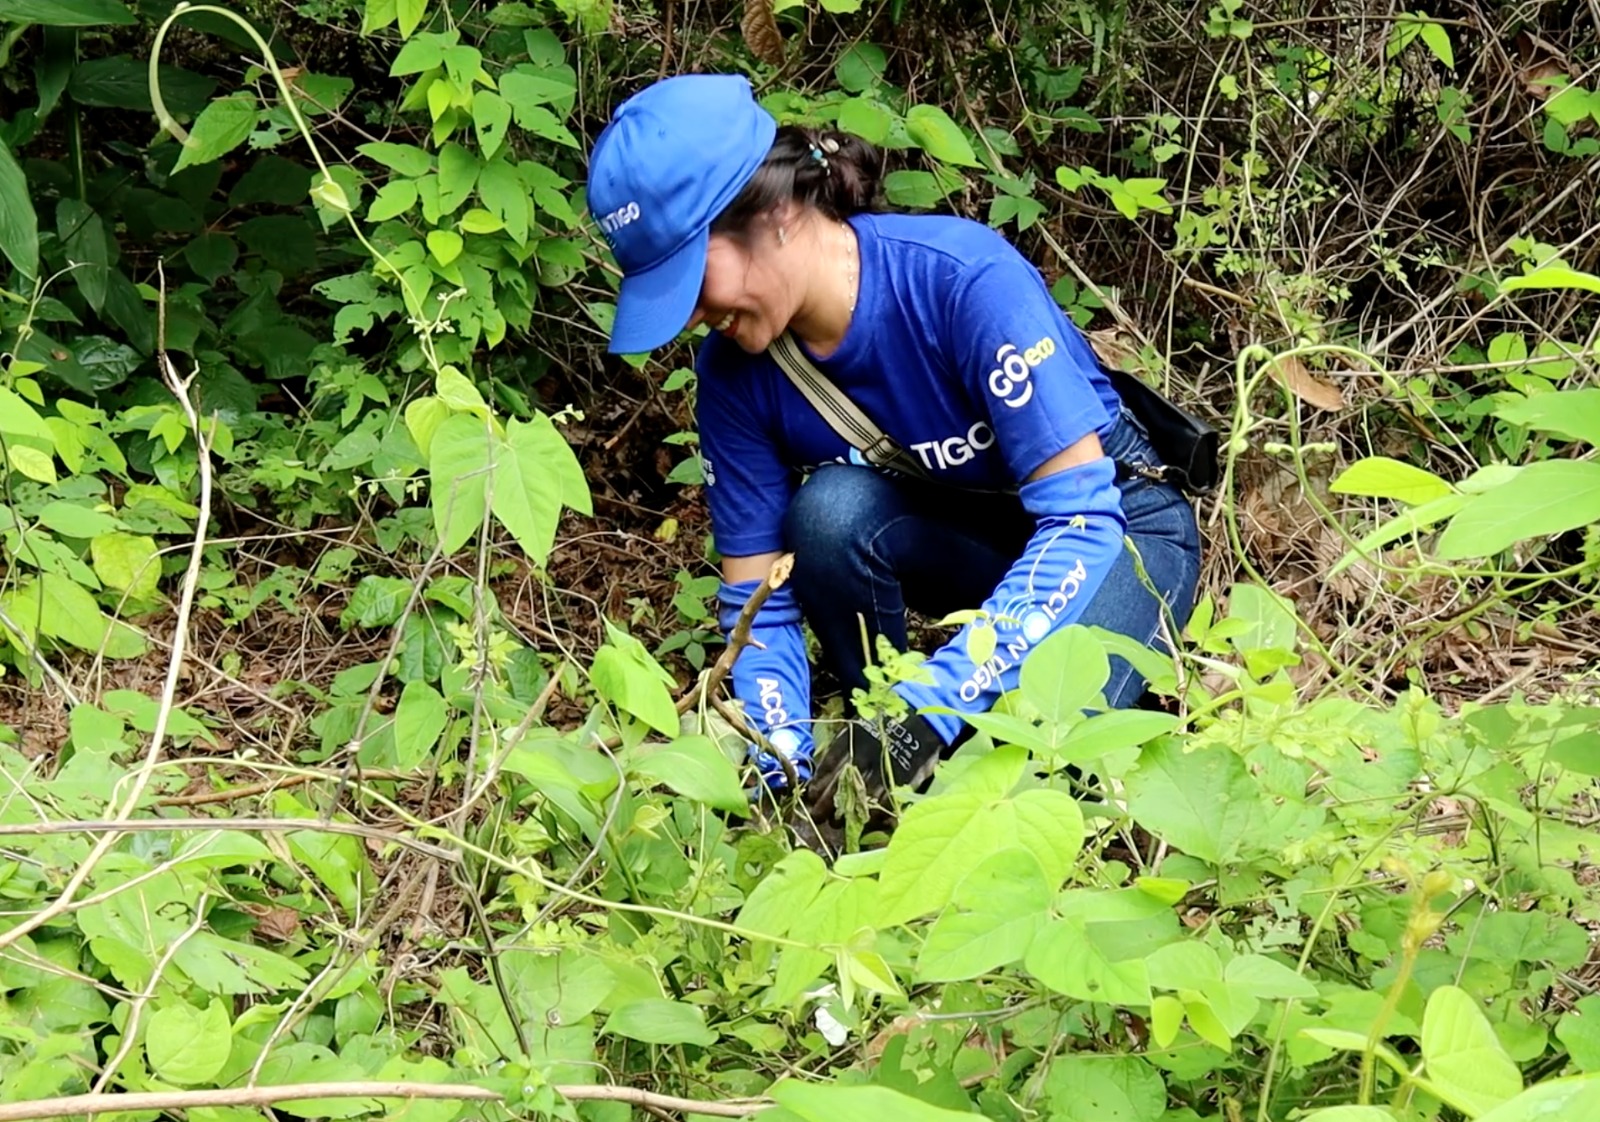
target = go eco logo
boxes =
[988,335,1057,409]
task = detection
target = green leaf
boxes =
[37,500,121,539]
[1475,1077,1600,1122]
[883,169,950,209]
[367,179,419,222]
[1422,984,1522,1118]
[472,90,511,157]
[1436,460,1600,559]
[426,229,463,266]
[182,233,238,282]
[1298,1109,1400,1121]
[589,640,677,737]
[736,849,827,939]
[1054,709,1179,767]
[1127,738,1320,865]
[1043,1054,1166,1122]
[1502,264,1600,295]
[90,533,160,600]
[876,788,1082,927]
[56,198,109,313]
[428,413,492,554]
[173,94,259,174]
[478,158,528,245]
[834,43,888,93]
[1495,389,1600,447]
[836,97,892,144]
[633,736,747,813]
[0,0,135,24]
[603,999,716,1046]
[343,575,413,628]
[145,1000,231,1084]
[0,139,39,280]
[1020,625,1112,721]
[1556,996,1600,1072]
[436,143,479,214]
[772,1083,978,1122]
[1331,456,1455,505]
[905,104,979,166]
[392,681,448,769]
[489,415,568,566]
[1418,20,1454,67]
[1224,953,1319,1000]
[916,848,1052,982]
[359,141,433,177]
[1025,917,1151,1005]
[396,0,427,36]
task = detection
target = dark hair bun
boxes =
[713,125,887,232]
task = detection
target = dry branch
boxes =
[0,1081,773,1121]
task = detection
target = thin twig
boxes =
[155,769,411,808]
[0,818,460,863]
[0,1081,773,1121]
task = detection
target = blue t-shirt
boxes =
[696,213,1121,556]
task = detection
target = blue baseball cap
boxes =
[587,75,777,354]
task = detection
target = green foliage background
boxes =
[0,1,1598,1120]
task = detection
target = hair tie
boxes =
[809,144,831,173]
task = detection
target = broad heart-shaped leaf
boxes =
[0,0,136,24]
[737,849,828,939]
[1495,389,1600,448]
[1043,1054,1166,1122]
[90,532,160,600]
[633,735,747,814]
[1224,953,1319,1000]
[0,140,38,280]
[1020,624,1110,724]
[1054,709,1178,768]
[1126,738,1322,866]
[876,788,1082,927]
[916,847,1052,982]
[1556,995,1600,1072]
[1474,1076,1600,1122]
[1422,984,1522,1118]
[428,412,493,555]
[772,1082,977,1122]
[490,414,585,568]
[1331,456,1454,505]
[1025,917,1151,1006]
[589,640,677,737]
[145,1000,231,1084]
[603,999,716,1046]
[904,103,980,167]
[1436,459,1600,559]
[391,681,448,769]
[173,93,259,174]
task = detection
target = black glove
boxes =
[804,711,948,824]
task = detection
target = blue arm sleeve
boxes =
[894,458,1127,745]
[717,579,815,783]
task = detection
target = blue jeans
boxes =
[782,411,1202,711]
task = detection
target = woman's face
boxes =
[687,225,798,354]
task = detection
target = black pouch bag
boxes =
[1103,366,1220,495]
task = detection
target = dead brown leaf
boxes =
[1271,355,1345,411]
[1086,326,1142,373]
[1521,59,1569,100]
[244,903,302,942]
[741,0,785,67]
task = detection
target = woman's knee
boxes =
[782,465,894,557]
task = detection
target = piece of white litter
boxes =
[815,1005,849,1047]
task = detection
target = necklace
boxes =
[842,222,859,316]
